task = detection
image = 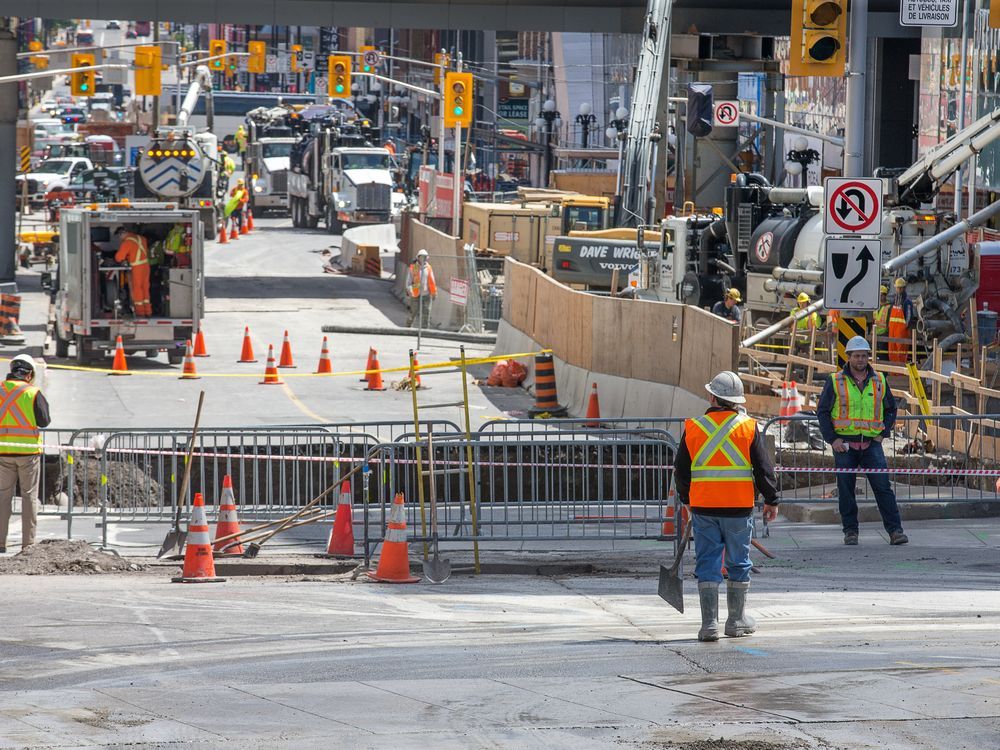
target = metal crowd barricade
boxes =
[764,412,1000,506]
[478,417,688,444]
[362,430,677,564]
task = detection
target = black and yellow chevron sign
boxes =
[836,316,867,367]
[19,147,29,173]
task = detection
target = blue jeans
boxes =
[834,440,903,534]
[692,513,753,584]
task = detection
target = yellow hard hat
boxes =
[880,285,888,294]
[237,178,245,186]
[797,292,810,304]
[894,277,907,288]
[726,288,741,302]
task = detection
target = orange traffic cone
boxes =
[585,382,601,427]
[240,218,249,235]
[661,490,677,537]
[213,475,243,556]
[179,339,200,379]
[229,222,239,241]
[366,349,386,391]
[360,347,375,382]
[315,336,332,374]
[410,353,422,388]
[171,493,226,583]
[368,492,419,583]
[247,209,255,231]
[780,381,802,419]
[109,335,130,376]
[259,344,284,385]
[238,326,257,363]
[193,326,209,357]
[324,481,355,557]
[217,222,228,244]
[278,330,296,368]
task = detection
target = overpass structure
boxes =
[1,1,912,35]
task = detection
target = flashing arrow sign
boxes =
[823,238,883,311]
[824,177,883,236]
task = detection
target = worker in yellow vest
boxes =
[817,336,907,546]
[675,371,779,642]
[0,355,51,553]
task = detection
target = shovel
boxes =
[156,390,206,559]
[421,433,451,583]
[657,514,693,612]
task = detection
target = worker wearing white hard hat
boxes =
[816,334,907,546]
[674,370,779,642]
[0,354,52,554]
[406,249,437,329]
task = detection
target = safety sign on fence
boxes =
[823,177,883,236]
[450,277,469,306]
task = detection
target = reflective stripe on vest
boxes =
[0,381,40,454]
[684,412,757,509]
[831,371,886,436]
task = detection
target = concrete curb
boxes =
[321,324,497,344]
[780,501,1000,524]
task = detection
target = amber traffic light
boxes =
[209,39,227,71]
[328,54,352,97]
[134,45,162,96]
[443,71,473,128]
[248,41,266,74]
[788,0,847,77]
[71,53,96,96]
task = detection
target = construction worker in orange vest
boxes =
[0,355,51,554]
[888,277,914,362]
[114,225,152,317]
[674,371,779,642]
[407,248,437,329]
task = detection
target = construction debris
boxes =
[0,540,145,575]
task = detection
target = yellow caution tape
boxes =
[39,349,553,378]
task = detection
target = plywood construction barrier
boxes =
[502,258,738,394]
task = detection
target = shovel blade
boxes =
[658,564,684,613]
[422,557,451,584]
[156,530,187,560]
[242,542,262,559]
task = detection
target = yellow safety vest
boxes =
[683,411,757,509]
[830,370,886,437]
[791,308,820,331]
[0,380,41,454]
[874,304,890,335]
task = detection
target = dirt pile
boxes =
[0,540,144,575]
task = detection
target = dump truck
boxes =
[52,203,204,365]
[244,106,297,215]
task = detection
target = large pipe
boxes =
[763,279,822,297]
[741,300,825,348]
[176,65,213,127]
[772,267,823,282]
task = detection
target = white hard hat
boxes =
[416,249,429,257]
[9,354,36,373]
[704,370,746,404]
[845,336,871,353]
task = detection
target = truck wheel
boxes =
[306,206,319,230]
[204,217,217,241]
[167,347,184,365]
[326,205,342,235]
[54,331,69,358]
[75,335,90,366]
[291,198,301,228]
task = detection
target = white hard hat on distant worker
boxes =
[416,249,429,258]
[704,370,746,404]
[844,336,871,353]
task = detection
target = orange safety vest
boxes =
[888,304,908,362]
[0,380,41,454]
[114,233,149,267]
[683,410,758,509]
[409,262,437,298]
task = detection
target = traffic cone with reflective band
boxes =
[324,481,355,557]
[193,326,209,357]
[213,475,243,556]
[109,335,130,376]
[278,330,296,368]
[366,349,386,391]
[229,221,239,241]
[315,336,333,374]
[661,490,677,536]
[218,222,228,243]
[259,344,284,384]
[368,492,419,583]
[179,339,200,379]
[247,209,255,231]
[411,353,422,388]
[788,381,802,414]
[238,326,257,363]
[360,347,375,382]
[171,493,226,583]
[528,353,566,417]
[780,381,802,418]
[585,382,601,427]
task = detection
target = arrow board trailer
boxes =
[823,238,882,311]
[53,205,205,365]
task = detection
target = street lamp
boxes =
[576,102,597,148]
[535,98,562,188]
[607,106,629,197]
[785,134,820,188]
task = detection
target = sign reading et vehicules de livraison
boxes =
[899,0,958,27]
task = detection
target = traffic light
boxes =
[134,45,162,96]
[443,71,473,128]
[433,52,451,86]
[789,0,848,76]
[209,39,227,71]
[685,83,713,137]
[291,43,302,72]
[28,42,48,69]
[226,54,239,78]
[248,41,266,74]
[360,45,377,73]
[70,53,96,97]
[328,54,352,97]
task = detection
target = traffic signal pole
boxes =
[843,0,867,177]
[0,29,15,292]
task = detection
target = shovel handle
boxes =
[176,391,205,522]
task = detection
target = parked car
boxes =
[15,157,94,206]
[105,20,120,29]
